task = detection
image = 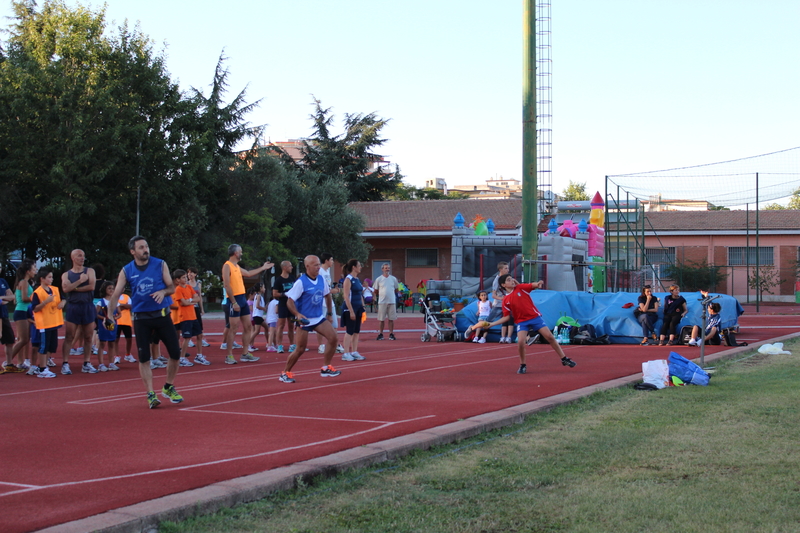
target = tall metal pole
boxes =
[522,0,538,282]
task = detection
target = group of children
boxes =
[3,267,136,377]
[245,283,280,352]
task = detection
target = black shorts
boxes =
[1,317,14,345]
[180,319,202,338]
[65,300,96,326]
[38,327,59,354]
[277,300,291,319]
[134,315,181,362]
[341,308,364,335]
[253,316,265,326]
[116,324,133,339]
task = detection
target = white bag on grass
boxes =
[757,343,791,355]
[641,359,670,389]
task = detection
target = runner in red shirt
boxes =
[481,274,577,374]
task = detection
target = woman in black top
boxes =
[636,285,660,345]
[658,285,687,346]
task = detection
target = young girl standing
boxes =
[266,297,279,352]
[473,291,492,343]
[95,281,120,371]
[249,283,267,352]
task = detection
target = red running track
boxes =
[1,312,797,533]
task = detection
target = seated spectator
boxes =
[636,285,660,345]
[688,302,722,346]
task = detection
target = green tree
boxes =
[272,98,403,202]
[560,180,590,201]
[386,184,470,201]
[664,259,728,292]
[763,188,800,210]
[0,0,192,269]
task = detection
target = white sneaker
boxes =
[150,359,166,369]
[478,337,486,344]
[92,346,98,355]
[108,363,120,371]
[113,356,121,365]
[188,340,196,347]
[472,337,479,343]
[233,342,243,349]
[248,345,258,352]
[124,354,137,363]
[318,344,326,354]
[688,338,698,346]
[38,368,56,378]
[194,354,211,366]
[47,357,56,367]
[201,340,211,348]
[342,352,356,361]
[351,351,365,360]
[98,364,108,372]
[179,357,194,367]
[69,348,80,356]
[26,366,40,376]
[220,343,228,350]
[82,362,98,373]
[336,344,345,354]
[61,363,72,375]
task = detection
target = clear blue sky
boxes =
[3,0,799,202]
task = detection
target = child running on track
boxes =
[479,274,577,374]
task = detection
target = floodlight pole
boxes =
[522,0,538,283]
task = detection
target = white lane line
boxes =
[0,414,436,498]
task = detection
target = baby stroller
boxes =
[420,294,461,342]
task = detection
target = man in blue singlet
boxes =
[60,249,97,374]
[278,255,341,384]
[108,236,184,409]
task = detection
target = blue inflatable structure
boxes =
[455,291,744,344]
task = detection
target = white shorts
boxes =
[377,303,397,321]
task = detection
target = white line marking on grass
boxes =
[0,414,435,498]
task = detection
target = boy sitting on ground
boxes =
[688,301,722,346]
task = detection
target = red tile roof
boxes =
[644,210,800,231]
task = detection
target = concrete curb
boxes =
[37,332,800,533]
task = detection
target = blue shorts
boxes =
[180,319,202,338]
[516,316,547,334]
[65,301,96,325]
[228,294,250,318]
[97,321,117,342]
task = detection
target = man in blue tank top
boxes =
[278,255,341,384]
[108,236,184,409]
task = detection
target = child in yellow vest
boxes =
[31,268,65,378]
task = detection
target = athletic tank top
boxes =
[15,284,32,312]
[66,268,93,304]
[295,274,326,322]
[123,257,173,314]
[225,260,245,296]
[347,274,364,309]
[33,286,64,329]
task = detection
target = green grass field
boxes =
[162,339,800,533]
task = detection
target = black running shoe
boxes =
[526,334,540,346]
[376,333,384,341]
[517,364,527,374]
[388,334,396,341]
[320,366,341,377]
[561,356,577,368]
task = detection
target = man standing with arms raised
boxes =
[222,244,273,365]
[373,262,400,341]
[108,236,184,409]
[61,249,97,374]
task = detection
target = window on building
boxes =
[728,246,773,266]
[644,247,676,278]
[407,249,438,267]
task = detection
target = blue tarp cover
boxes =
[455,291,744,344]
